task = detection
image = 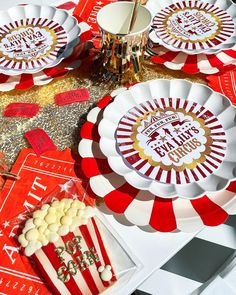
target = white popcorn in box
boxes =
[18,198,116,295]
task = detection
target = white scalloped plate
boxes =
[78,91,236,232]
[98,79,236,199]
[0,5,80,75]
[146,0,236,55]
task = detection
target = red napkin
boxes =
[0,148,91,295]
[73,0,117,48]
[207,70,236,105]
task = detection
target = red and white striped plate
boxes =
[147,40,236,74]
[0,4,81,75]
[0,56,79,91]
[147,0,236,55]
[0,2,92,91]
[0,31,92,91]
[78,89,236,232]
[98,80,236,199]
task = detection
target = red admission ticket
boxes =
[0,148,89,295]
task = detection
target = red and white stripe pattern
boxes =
[0,18,67,71]
[32,218,116,295]
[151,0,235,52]
[0,1,92,92]
[116,97,227,185]
[78,90,236,232]
[147,41,236,74]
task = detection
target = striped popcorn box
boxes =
[18,199,117,295]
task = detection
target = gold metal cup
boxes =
[96,1,152,84]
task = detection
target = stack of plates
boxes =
[79,79,236,232]
[145,0,236,74]
[0,4,91,91]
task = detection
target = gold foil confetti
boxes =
[0,59,206,166]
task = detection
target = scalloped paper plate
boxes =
[78,91,236,232]
[0,28,92,91]
[0,5,81,75]
[147,0,236,55]
[147,40,236,74]
[98,80,236,199]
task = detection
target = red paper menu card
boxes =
[0,148,89,295]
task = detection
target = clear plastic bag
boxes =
[1,179,141,295]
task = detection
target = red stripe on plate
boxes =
[134,106,145,115]
[183,169,190,183]
[181,55,199,74]
[151,50,179,63]
[125,152,140,164]
[208,154,222,164]
[119,121,133,128]
[43,66,69,78]
[211,132,225,137]
[196,165,206,178]
[81,158,112,178]
[188,102,197,113]
[118,141,134,147]
[211,150,225,157]
[210,125,224,130]
[222,49,236,59]
[80,121,95,141]
[135,159,148,170]
[15,74,34,90]
[116,127,132,132]
[155,168,163,181]
[206,117,218,125]
[205,158,218,169]
[176,98,180,109]
[121,148,136,155]
[166,170,172,183]
[161,97,166,108]
[149,197,176,232]
[176,171,181,184]
[214,139,227,143]
[146,165,155,177]
[210,144,226,150]
[96,95,113,109]
[201,162,213,174]
[153,99,161,108]
[226,180,236,193]
[183,99,188,110]
[190,169,199,181]
[128,110,141,118]
[168,97,173,107]
[0,74,10,84]
[117,134,132,139]
[191,196,228,226]
[104,183,139,213]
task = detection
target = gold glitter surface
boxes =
[0,58,206,166]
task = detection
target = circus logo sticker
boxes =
[116,98,227,184]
